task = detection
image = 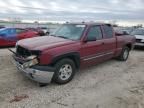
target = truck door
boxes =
[101,24,117,60]
[81,25,105,66]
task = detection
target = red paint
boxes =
[17,30,38,40]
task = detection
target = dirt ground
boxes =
[0,48,144,108]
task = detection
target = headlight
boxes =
[22,56,38,68]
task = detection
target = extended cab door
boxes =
[101,24,117,60]
[81,25,105,66]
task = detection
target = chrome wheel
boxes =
[54,59,76,84]
[59,64,72,81]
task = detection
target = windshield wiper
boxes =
[51,35,70,39]
[57,36,69,39]
[50,34,57,37]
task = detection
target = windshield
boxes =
[51,24,86,40]
[131,29,144,35]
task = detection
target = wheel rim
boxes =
[59,64,72,80]
[123,49,129,60]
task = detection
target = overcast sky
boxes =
[0,0,144,23]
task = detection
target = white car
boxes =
[131,28,144,47]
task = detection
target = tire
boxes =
[118,46,130,61]
[46,32,50,35]
[53,58,76,84]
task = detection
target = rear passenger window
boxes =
[87,26,102,40]
[103,25,113,38]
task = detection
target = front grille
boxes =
[16,46,41,58]
[16,45,32,57]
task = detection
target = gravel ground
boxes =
[0,48,144,108]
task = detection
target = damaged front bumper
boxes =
[12,56,55,83]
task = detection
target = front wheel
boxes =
[118,46,130,61]
[53,59,76,84]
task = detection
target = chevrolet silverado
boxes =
[12,22,135,85]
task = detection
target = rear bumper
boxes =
[12,59,55,83]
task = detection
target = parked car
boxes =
[12,23,135,85]
[25,28,45,36]
[131,28,144,47]
[38,27,49,34]
[0,28,38,47]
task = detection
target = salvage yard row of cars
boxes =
[10,22,136,86]
[1,24,144,48]
[0,27,50,47]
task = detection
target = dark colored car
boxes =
[0,28,38,47]
[12,23,135,85]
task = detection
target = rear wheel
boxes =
[53,59,76,84]
[118,46,130,61]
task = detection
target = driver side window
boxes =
[87,26,102,41]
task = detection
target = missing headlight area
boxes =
[9,46,40,68]
[16,45,41,58]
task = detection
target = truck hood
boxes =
[135,35,144,40]
[17,36,76,50]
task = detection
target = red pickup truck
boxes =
[12,23,135,85]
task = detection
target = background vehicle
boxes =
[26,27,45,36]
[114,27,134,35]
[0,28,38,47]
[131,28,144,47]
[12,23,135,85]
[38,27,49,35]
